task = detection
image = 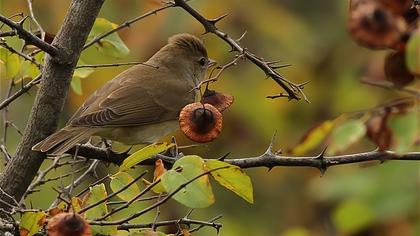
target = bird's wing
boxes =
[69,67,196,127]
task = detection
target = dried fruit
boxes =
[384,51,414,87]
[201,89,234,112]
[47,213,92,236]
[348,0,407,49]
[179,103,222,143]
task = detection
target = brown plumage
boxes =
[32,33,212,155]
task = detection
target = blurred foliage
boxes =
[0,0,419,235]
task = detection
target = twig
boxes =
[78,171,147,214]
[0,14,59,56]
[90,166,229,225]
[50,160,99,208]
[361,79,420,97]
[0,40,42,69]
[73,144,420,174]
[83,1,178,50]
[189,215,223,233]
[0,74,41,110]
[26,0,45,41]
[117,217,223,231]
[195,54,244,90]
[173,0,307,102]
[107,194,166,205]
[76,61,157,69]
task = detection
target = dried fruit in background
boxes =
[348,0,407,49]
[384,51,414,87]
[366,111,393,151]
[179,102,223,143]
[47,213,92,236]
[201,89,234,112]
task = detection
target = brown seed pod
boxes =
[384,51,414,86]
[47,213,92,236]
[179,103,222,143]
[348,0,407,49]
[201,89,234,112]
[378,0,413,16]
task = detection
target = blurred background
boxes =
[0,0,419,235]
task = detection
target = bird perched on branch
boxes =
[33,33,215,155]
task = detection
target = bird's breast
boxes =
[97,120,179,145]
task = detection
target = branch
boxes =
[83,1,177,50]
[76,61,157,69]
[0,74,41,111]
[173,0,307,102]
[72,144,420,174]
[0,40,42,69]
[26,0,45,41]
[0,0,105,208]
[116,216,222,232]
[89,166,229,225]
[0,14,58,57]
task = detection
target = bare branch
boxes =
[0,40,42,69]
[76,61,157,69]
[0,74,41,111]
[78,171,147,214]
[72,144,420,173]
[117,216,222,232]
[173,0,307,102]
[361,79,420,97]
[89,166,229,225]
[0,14,59,57]
[26,0,45,41]
[83,1,177,50]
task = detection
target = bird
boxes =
[32,33,214,155]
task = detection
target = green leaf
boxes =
[141,178,166,194]
[388,112,419,153]
[19,211,46,236]
[405,30,420,75]
[0,48,21,78]
[332,199,374,234]
[291,120,334,155]
[328,119,366,154]
[110,172,141,201]
[83,183,117,235]
[89,18,130,58]
[71,77,83,95]
[74,67,94,79]
[280,227,310,236]
[119,142,175,172]
[205,159,253,203]
[161,155,215,208]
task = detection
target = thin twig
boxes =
[0,74,41,110]
[83,1,178,50]
[361,79,420,97]
[0,40,42,69]
[26,0,45,41]
[0,14,58,56]
[173,0,307,102]
[78,171,147,214]
[117,216,223,231]
[76,61,157,69]
[90,166,229,225]
[50,160,99,208]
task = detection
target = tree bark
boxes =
[0,0,104,205]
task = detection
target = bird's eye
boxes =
[199,57,207,67]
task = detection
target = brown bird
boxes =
[33,33,214,155]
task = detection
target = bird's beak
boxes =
[207,58,217,68]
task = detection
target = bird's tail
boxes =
[32,126,96,155]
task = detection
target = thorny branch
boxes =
[117,216,222,232]
[0,40,42,69]
[69,144,420,175]
[0,74,41,110]
[174,0,308,102]
[0,14,59,57]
